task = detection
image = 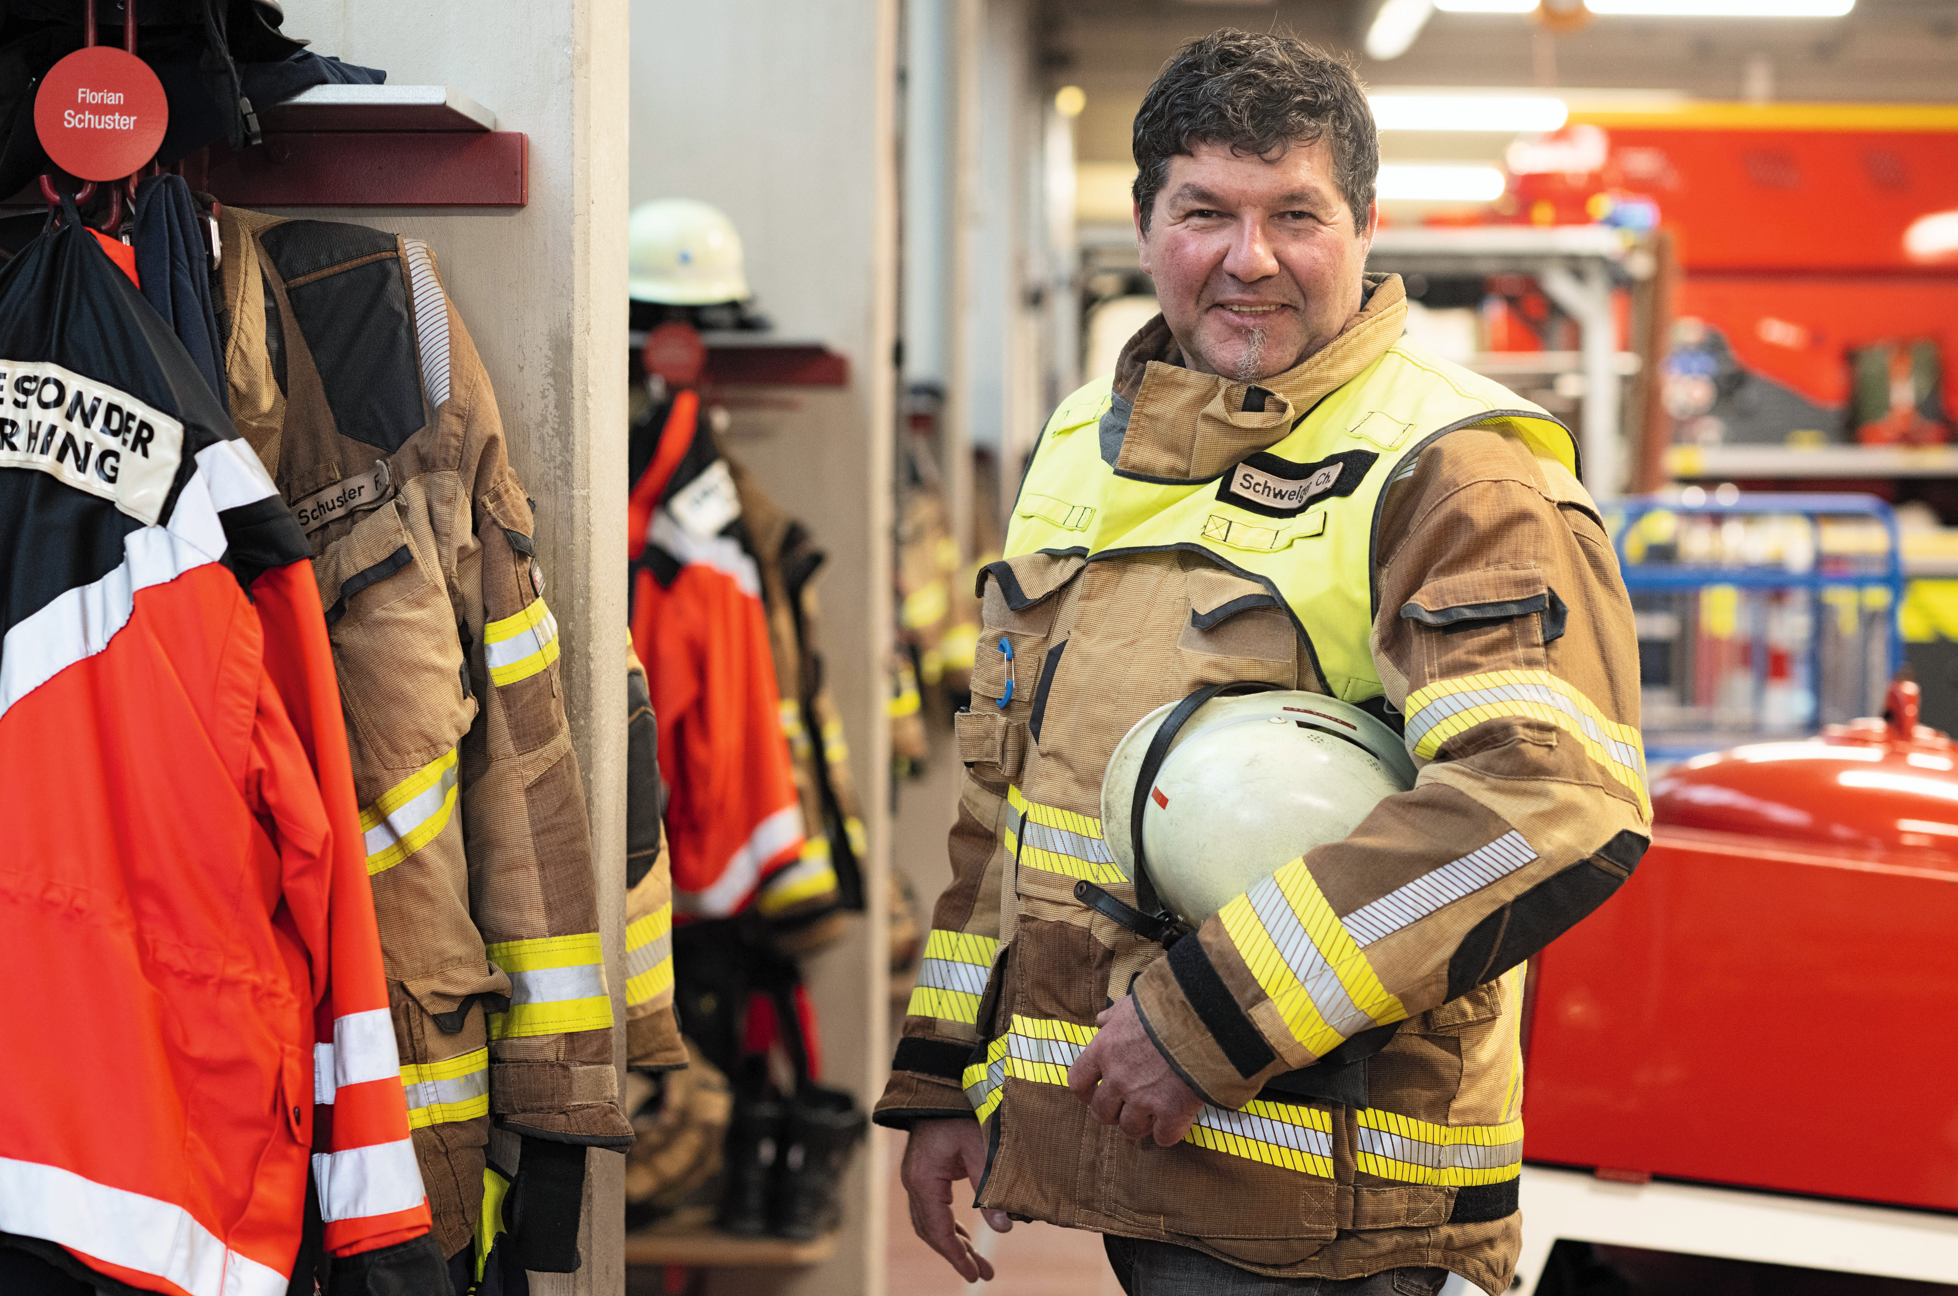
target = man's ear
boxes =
[1359,200,1380,247]
[1134,200,1153,274]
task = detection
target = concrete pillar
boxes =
[271,2,633,1292]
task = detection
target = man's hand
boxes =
[900,1116,1013,1282]
[1068,995,1204,1147]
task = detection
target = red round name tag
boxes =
[643,321,707,388]
[34,47,168,182]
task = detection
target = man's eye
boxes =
[1186,208,1224,219]
[1278,210,1318,222]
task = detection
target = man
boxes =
[876,29,1647,1296]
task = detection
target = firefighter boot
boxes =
[768,1082,868,1240]
[717,1057,785,1237]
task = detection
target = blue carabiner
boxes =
[996,637,1015,708]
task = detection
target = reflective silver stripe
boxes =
[404,1066,489,1116]
[361,751,459,865]
[1008,1030,1086,1070]
[916,956,990,998]
[1194,1105,1334,1160]
[1341,831,1538,947]
[1406,679,1644,775]
[507,962,608,1006]
[1018,817,1116,865]
[401,238,451,408]
[1245,874,1377,1038]
[483,603,558,674]
[626,928,671,986]
[311,1139,426,1223]
[1355,1127,1522,1173]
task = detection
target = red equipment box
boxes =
[1522,685,1958,1212]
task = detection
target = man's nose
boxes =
[1222,216,1279,283]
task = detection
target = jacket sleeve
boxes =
[1130,428,1651,1109]
[440,277,633,1152]
[249,560,445,1274]
[873,754,1016,1128]
[625,641,687,1071]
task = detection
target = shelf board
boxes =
[1668,444,1958,480]
[257,84,497,133]
[1368,225,1634,276]
[623,1210,837,1268]
[1465,351,1641,377]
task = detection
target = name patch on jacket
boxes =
[290,463,391,533]
[1216,449,1377,519]
[0,359,182,526]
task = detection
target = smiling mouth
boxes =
[1214,303,1287,316]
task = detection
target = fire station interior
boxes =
[5,1,1958,1295]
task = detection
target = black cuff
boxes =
[870,1107,975,1132]
[892,1036,972,1083]
[326,1234,449,1296]
[498,1121,634,1152]
[1166,933,1276,1078]
[505,1137,586,1273]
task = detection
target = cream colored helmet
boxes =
[1100,686,1416,930]
[628,198,750,305]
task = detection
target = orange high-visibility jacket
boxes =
[0,221,438,1295]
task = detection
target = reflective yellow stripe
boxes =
[1404,669,1648,813]
[485,932,613,1039]
[888,678,921,718]
[756,839,839,915]
[902,578,949,631]
[400,1048,490,1130]
[820,717,851,763]
[625,903,674,1007]
[1006,784,1124,885]
[844,815,867,860]
[970,1016,1336,1175]
[483,597,560,686]
[474,1164,512,1281]
[779,698,812,760]
[1355,1108,1523,1186]
[907,985,982,1025]
[360,748,460,875]
[1220,857,1406,1059]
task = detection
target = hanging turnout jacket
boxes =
[629,389,803,917]
[215,207,634,1260]
[0,218,444,1295]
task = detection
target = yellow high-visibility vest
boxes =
[1006,339,1576,703]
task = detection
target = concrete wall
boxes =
[629,3,899,1293]
[270,2,633,1292]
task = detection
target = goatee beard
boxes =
[1232,329,1269,383]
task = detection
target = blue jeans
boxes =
[1103,1236,1451,1296]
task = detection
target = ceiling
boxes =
[1044,0,1958,165]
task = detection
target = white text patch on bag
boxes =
[0,359,183,526]
[668,457,742,538]
[291,464,390,533]
[1214,449,1378,520]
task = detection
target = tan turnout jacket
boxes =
[218,209,635,1257]
[876,278,1648,1293]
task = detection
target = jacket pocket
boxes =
[1401,565,1556,681]
[1407,978,1505,1036]
[280,1044,313,1145]
[317,499,475,771]
[970,553,1084,718]
[1178,565,1296,664]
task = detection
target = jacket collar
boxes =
[1099,273,1407,481]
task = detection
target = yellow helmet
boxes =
[628,198,749,306]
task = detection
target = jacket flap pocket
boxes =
[314,502,424,628]
[1184,566,1280,629]
[281,1045,313,1144]
[1411,979,1505,1034]
[976,552,1084,614]
[1402,566,1547,630]
[955,708,1007,765]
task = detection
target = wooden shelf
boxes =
[623,1208,837,1268]
[1668,444,1958,480]
[257,85,497,133]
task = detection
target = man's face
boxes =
[1136,137,1375,383]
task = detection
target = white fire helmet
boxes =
[628,198,749,306]
[1100,687,1416,929]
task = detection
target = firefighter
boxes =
[878,30,1648,1296]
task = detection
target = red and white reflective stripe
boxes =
[311,1139,425,1224]
[313,1008,400,1105]
[0,1155,287,1296]
[683,803,803,918]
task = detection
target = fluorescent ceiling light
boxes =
[1366,0,1436,59]
[1370,94,1568,132]
[1905,211,1958,262]
[1588,0,1852,13]
[1433,0,1535,11]
[1377,165,1507,202]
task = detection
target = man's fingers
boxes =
[1067,1036,1105,1101]
[1087,1076,1125,1127]
[910,1193,983,1284]
[983,1208,1015,1233]
[1153,1107,1198,1147]
[1117,1100,1155,1143]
